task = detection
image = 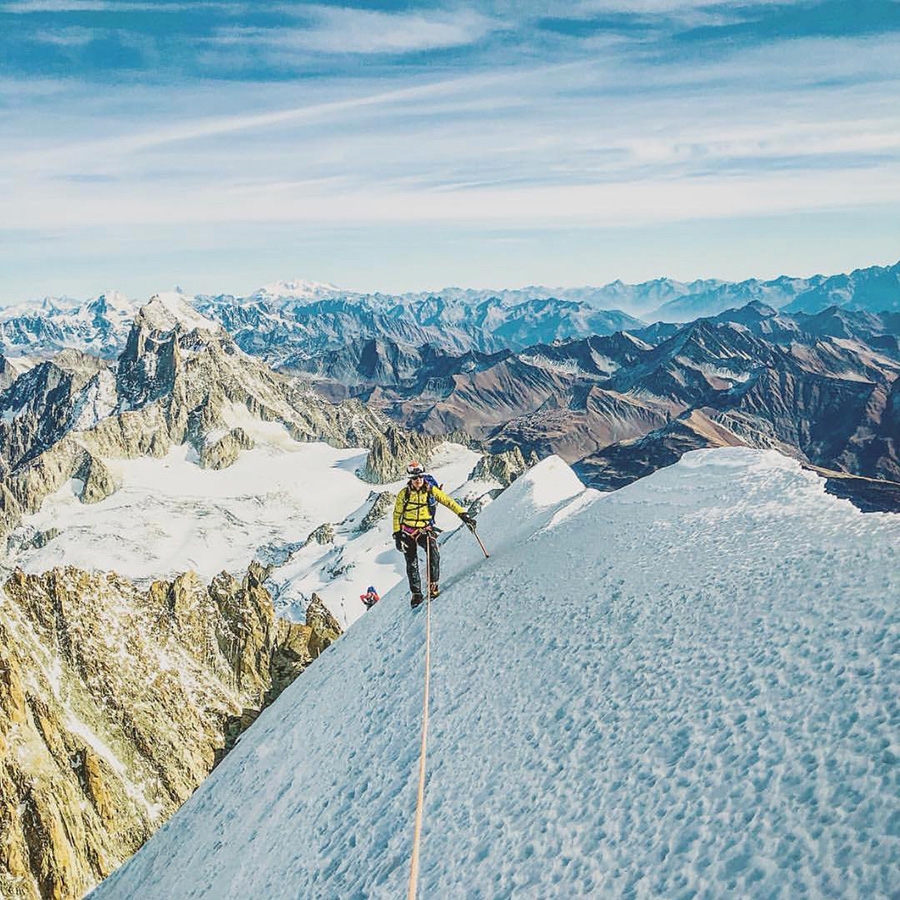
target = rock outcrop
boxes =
[0,562,340,900]
[75,453,118,505]
[196,427,254,471]
[358,424,444,484]
[305,593,342,660]
[468,447,530,487]
[356,491,395,533]
[0,353,18,392]
[305,523,335,546]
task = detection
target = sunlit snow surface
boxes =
[9,438,482,627]
[89,448,899,899]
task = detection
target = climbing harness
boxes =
[399,482,436,528]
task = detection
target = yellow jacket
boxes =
[393,483,464,532]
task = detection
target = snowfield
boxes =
[89,448,899,899]
[8,439,483,627]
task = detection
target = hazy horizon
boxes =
[3,252,900,309]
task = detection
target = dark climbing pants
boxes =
[403,530,439,596]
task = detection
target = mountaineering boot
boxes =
[410,592,424,609]
[429,583,440,599]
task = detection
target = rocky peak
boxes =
[0,353,20,392]
[0,358,101,473]
[358,424,444,483]
[745,299,779,317]
[798,305,887,341]
[134,294,222,336]
[85,292,139,326]
[468,447,529,487]
[116,295,226,410]
[711,300,780,328]
[623,319,777,396]
[116,322,180,410]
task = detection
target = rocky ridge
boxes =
[194,292,643,363]
[0,296,388,541]
[323,306,900,503]
[0,562,340,900]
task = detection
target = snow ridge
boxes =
[90,448,899,900]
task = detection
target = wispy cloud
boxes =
[7,45,900,222]
[275,6,502,55]
[2,0,900,298]
[2,0,227,11]
[30,25,95,45]
[8,71,502,168]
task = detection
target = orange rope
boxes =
[407,536,434,899]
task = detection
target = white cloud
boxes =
[212,7,501,56]
[5,32,900,234]
[308,6,499,54]
[6,73,486,169]
[7,148,900,231]
[30,26,96,45]
[529,0,791,12]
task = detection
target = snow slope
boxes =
[89,448,899,899]
[7,438,482,628]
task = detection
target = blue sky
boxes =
[2,0,900,301]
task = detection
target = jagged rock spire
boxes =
[0,562,340,900]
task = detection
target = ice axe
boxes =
[465,520,490,558]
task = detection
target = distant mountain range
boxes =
[2,261,897,363]
[1,260,898,514]
[0,290,141,359]
[253,262,900,321]
[0,286,642,362]
[291,302,900,504]
[193,291,643,362]
[653,262,900,321]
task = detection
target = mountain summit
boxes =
[89,449,898,899]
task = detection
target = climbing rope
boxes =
[407,535,434,899]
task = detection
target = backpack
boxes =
[423,474,440,517]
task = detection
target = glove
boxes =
[393,530,404,552]
[460,512,476,529]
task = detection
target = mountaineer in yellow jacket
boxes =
[392,460,476,608]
